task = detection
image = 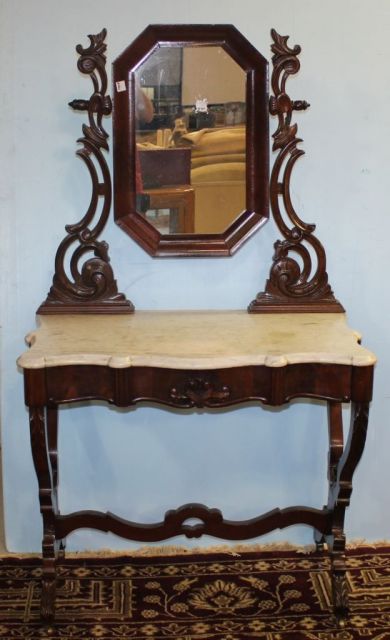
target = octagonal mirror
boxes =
[113,25,269,256]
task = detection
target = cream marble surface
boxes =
[17,312,376,370]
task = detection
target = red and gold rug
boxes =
[0,547,390,639]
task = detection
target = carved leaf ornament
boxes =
[249,30,344,313]
[38,29,133,314]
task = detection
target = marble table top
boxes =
[17,311,376,370]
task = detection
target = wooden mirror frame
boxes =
[112,24,269,257]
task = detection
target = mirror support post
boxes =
[248,29,344,313]
[37,29,134,315]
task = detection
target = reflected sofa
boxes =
[181,125,246,234]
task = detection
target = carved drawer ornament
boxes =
[170,377,231,408]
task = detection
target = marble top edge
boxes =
[34,310,348,317]
[16,311,376,370]
[17,351,377,370]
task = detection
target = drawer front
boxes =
[40,363,360,407]
[46,365,114,404]
[283,364,352,402]
[116,366,272,407]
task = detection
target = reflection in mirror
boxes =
[133,46,246,235]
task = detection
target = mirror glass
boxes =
[113,25,268,257]
[134,46,246,235]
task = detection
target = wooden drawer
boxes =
[114,366,272,407]
[35,362,371,407]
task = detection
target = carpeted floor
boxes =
[0,547,390,639]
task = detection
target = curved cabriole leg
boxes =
[327,402,345,491]
[29,407,57,622]
[314,402,344,552]
[47,407,66,558]
[328,401,369,624]
[47,408,59,498]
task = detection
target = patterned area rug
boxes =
[1,547,390,639]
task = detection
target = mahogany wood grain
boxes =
[25,363,373,409]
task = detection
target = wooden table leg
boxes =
[327,401,369,623]
[47,407,58,492]
[314,401,344,552]
[47,407,66,559]
[29,406,57,621]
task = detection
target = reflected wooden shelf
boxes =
[143,185,195,234]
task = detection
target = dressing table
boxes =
[17,26,376,625]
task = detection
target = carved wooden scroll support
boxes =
[249,29,344,313]
[38,29,133,314]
